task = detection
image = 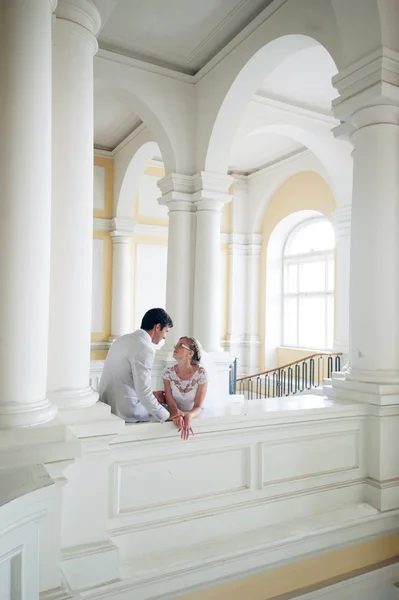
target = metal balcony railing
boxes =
[235,353,341,399]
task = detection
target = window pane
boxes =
[286,219,335,255]
[327,255,335,292]
[299,261,325,292]
[283,297,297,346]
[284,263,297,293]
[327,295,334,349]
[298,296,326,349]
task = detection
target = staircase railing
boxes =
[236,353,341,400]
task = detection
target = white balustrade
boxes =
[0,465,54,600]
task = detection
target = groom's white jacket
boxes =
[98,329,170,422]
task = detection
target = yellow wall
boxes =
[221,243,229,339]
[91,159,231,356]
[276,346,330,367]
[93,155,114,219]
[259,171,336,371]
[182,534,399,600]
[91,230,112,358]
[221,202,231,234]
[91,155,114,360]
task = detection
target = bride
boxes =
[162,337,211,440]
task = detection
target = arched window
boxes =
[283,217,335,350]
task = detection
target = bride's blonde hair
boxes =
[182,337,201,366]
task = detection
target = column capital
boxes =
[192,171,232,212]
[110,217,136,241]
[332,47,399,136]
[157,173,195,212]
[55,0,101,53]
[331,206,352,238]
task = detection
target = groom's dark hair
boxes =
[141,308,173,331]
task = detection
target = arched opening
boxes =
[205,37,340,177]
[203,34,350,376]
[260,171,336,370]
[116,140,161,219]
[282,217,335,351]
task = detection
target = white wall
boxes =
[137,173,168,221]
[133,243,167,330]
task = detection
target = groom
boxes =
[99,308,175,423]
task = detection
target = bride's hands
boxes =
[180,413,194,440]
[171,411,184,432]
[170,412,194,440]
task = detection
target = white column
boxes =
[109,218,135,341]
[332,206,351,361]
[158,174,195,345]
[193,173,232,353]
[346,106,399,382]
[225,177,249,368]
[329,57,399,511]
[226,239,247,360]
[47,0,101,410]
[0,0,57,428]
[245,235,262,374]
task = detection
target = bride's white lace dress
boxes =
[162,365,208,412]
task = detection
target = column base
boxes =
[0,417,80,468]
[48,386,98,410]
[328,372,399,405]
[56,399,124,438]
[326,372,399,512]
[202,351,235,402]
[0,397,57,429]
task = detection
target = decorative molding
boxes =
[56,0,101,36]
[332,48,399,122]
[94,148,113,158]
[91,342,111,351]
[192,171,233,195]
[252,93,338,125]
[194,0,287,83]
[247,148,311,180]
[40,582,76,600]
[110,217,136,239]
[158,173,195,195]
[82,509,399,600]
[112,122,148,157]
[157,173,196,211]
[93,218,112,231]
[222,232,262,253]
[96,48,193,84]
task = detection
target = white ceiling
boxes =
[229,132,304,174]
[92,0,274,74]
[93,9,338,172]
[94,81,142,151]
[228,45,338,174]
[257,45,338,113]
